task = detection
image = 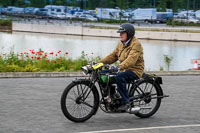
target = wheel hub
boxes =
[75,97,82,104]
[144,92,151,103]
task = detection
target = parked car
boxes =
[178,10,195,18]
[49,13,73,19]
[173,16,200,24]
[74,12,84,18]
[24,7,36,15]
[195,10,200,19]
[0,6,2,14]
[1,7,7,14]
[79,14,98,21]
[6,6,25,14]
[35,8,48,16]
[156,12,173,23]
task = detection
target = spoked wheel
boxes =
[131,80,162,118]
[60,81,99,122]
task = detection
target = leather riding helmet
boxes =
[117,23,135,40]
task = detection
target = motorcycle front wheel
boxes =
[60,80,99,122]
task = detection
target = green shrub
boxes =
[4,65,22,72]
[103,19,128,24]
[0,19,12,27]
[24,64,34,72]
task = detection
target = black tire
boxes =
[156,20,160,24]
[144,20,149,23]
[60,80,99,122]
[131,80,162,118]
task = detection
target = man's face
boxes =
[120,32,127,42]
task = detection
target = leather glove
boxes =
[111,65,120,72]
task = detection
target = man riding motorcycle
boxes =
[99,23,144,111]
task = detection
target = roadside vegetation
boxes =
[0,19,12,27]
[160,54,173,71]
[0,49,101,72]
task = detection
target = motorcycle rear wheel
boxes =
[131,80,162,118]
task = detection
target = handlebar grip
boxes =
[92,63,104,70]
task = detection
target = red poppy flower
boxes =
[26,55,29,57]
[54,60,56,63]
[91,52,94,54]
[65,52,68,55]
[70,65,74,68]
[37,57,40,60]
[50,52,54,55]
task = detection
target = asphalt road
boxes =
[0,76,200,133]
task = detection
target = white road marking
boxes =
[78,124,200,133]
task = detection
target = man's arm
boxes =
[100,44,119,64]
[119,43,142,70]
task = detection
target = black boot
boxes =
[118,102,130,111]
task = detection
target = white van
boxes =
[129,8,157,23]
[95,8,122,20]
[45,5,67,16]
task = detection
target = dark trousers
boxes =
[100,69,139,103]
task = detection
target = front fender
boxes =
[72,78,91,83]
[72,78,100,115]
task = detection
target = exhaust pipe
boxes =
[129,107,141,114]
[129,106,152,114]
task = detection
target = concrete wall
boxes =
[13,23,200,42]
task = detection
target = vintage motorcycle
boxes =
[61,62,168,122]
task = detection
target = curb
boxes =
[146,71,200,76]
[0,72,85,78]
[0,71,200,78]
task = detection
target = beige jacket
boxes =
[100,37,144,78]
